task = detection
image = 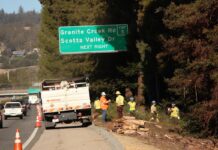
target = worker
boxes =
[93,97,101,120]
[100,92,110,122]
[169,103,180,120]
[149,100,159,123]
[127,97,136,116]
[115,91,125,118]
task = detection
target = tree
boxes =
[38,0,108,79]
[18,6,24,14]
[135,0,171,104]
[158,0,218,103]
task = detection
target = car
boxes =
[4,102,23,120]
[21,103,28,116]
[11,99,29,116]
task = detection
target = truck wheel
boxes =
[45,121,55,129]
[20,116,23,119]
[82,119,92,127]
[45,122,51,129]
[0,121,2,128]
[4,116,7,120]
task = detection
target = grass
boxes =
[91,101,185,132]
[0,98,11,105]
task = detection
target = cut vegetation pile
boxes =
[112,116,149,136]
[107,116,218,150]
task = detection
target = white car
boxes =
[4,102,23,119]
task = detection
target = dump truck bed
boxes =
[41,81,91,113]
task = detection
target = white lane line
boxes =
[23,128,38,149]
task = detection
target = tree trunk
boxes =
[136,71,145,105]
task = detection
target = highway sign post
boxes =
[58,24,128,54]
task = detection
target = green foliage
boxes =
[183,115,204,136]
[9,67,39,88]
[38,0,142,100]
[37,0,218,137]
[160,0,218,132]
[38,0,108,79]
[182,100,218,137]
[158,0,218,102]
[0,74,11,88]
[136,0,171,102]
[107,102,149,121]
[3,53,38,68]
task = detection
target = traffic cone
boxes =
[14,129,22,150]
[37,111,42,121]
[35,116,41,128]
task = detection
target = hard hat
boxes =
[152,100,156,104]
[101,92,106,96]
[172,103,176,106]
[115,91,121,95]
[129,97,134,101]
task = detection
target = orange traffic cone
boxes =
[35,116,41,128]
[14,129,22,150]
[37,111,42,121]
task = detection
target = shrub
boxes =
[183,100,218,137]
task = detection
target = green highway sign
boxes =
[58,24,128,54]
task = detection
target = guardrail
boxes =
[0,89,28,96]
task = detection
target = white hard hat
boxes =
[115,91,121,95]
[152,100,156,104]
[129,97,134,101]
[101,92,106,96]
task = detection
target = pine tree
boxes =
[135,0,170,104]
[158,0,218,102]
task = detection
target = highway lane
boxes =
[0,105,37,150]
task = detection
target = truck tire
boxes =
[45,121,55,129]
[0,121,2,128]
[45,124,50,130]
[4,116,7,120]
[20,115,23,119]
[82,119,92,127]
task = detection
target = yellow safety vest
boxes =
[170,107,180,119]
[94,99,101,110]
[150,104,157,114]
[128,101,136,111]
[116,95,124,106]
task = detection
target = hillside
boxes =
[0,8,40,69]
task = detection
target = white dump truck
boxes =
[28,94,38,104]
[41,79,92,129]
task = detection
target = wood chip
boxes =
[125,119,145,126]
[116,128,124,134]
[164,134,173,140]
[123,116,136,120]
[138,128,149,132]
[123,130,137,135]
[137,131,149,137]
[155,125,162,129]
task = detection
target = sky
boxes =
[0,0,41,13]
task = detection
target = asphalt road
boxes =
[0,105,37,150]
[31,124,114,150]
